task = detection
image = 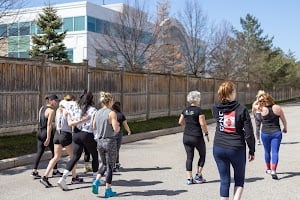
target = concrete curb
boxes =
[0,126,183,171]
[0,119,215,171]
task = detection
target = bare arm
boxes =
[199,114,209,142]
[122,120,131,135]
[110,111,120,133]
[67,114,90,126]
[273,105,287,133]
[178,114,185,126]
[44,108,55,146]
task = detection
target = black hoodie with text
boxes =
[212,101,255,155]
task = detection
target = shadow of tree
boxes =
[280,141,300,145]
[245,176,264,183]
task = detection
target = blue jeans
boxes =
[261,131,282,171]
[213,146,246,197]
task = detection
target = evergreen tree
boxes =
[29,5,69,62]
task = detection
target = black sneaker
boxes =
[40,176,53,188]
[271,173,279,180]
[52,169,63,177]
[31,171,41,179]
[113,163,121,172]
[71,176,84,184]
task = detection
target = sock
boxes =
[62,170,70,179]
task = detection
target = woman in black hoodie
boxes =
[212,81,255,200]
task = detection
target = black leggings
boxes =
[33,129,57,170]
[66,131,98,173]
[183,134,206,171]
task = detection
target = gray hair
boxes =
[187,91,201,104]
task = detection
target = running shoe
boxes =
[52,169,63,177]
[57,178,68,191]
[71,176,84,184]
[31,171,41,179]
[271,173,279,180]
[266,169,272,174]
[113,163,121,172]
[186,178,194,185]
[40,176,53,188]
[92,179,100,194]
[105,188,117,198]
[193,174,206,183]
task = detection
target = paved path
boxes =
[1,102,300,200]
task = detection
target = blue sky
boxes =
[28,0,300,60]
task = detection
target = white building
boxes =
[0,1,128,67]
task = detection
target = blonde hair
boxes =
[261,93,275,106]
[218,81,236,103]
[256,90,265,99]
[64,94,75,101]
[187,91,201,104]
[99,91,113,106]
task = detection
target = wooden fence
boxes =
[1,56,299,132]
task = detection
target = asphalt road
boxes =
[1,102,300,200]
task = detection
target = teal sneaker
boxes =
[193,174,206,184]
[92,179,100,194]
[105,188,117,198]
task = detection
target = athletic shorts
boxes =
[53,130,72,147]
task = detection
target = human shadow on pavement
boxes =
[280,141,300,145]
[244,177,264,183]
[277,171,300,180]
[117,189,188,197]
[113,179,163,187]
[120,166,171,172]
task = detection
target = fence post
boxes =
[168,71,171,116]
[120,68,124,111]
[38,55,47,111]
[83,59,89,91]
[146,71,150,119]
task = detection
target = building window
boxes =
[8,36,18,52]
[8,23,18,36]
[67,48,73,62]
[18,36,30,51]
[19,22,30,35]
[87,16,96,32]
[74,16,85,31]
[19,52,29,58]
[63,17,73,32]
[0,24,7,37]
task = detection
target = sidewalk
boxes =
[0,102,299,200]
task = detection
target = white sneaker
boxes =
[57,178,68,191]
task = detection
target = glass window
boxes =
[87,16,96,32]
[63,17,73,31]
[8,36,18,52]
[67,48,73,62]
[18,36,30,51]
[0,24,7,37]
[8,23,18,36]
[19,22,31,36]
[96,19,103,33]
[19,52,29,58]
[74,16,85,31]
[8,52,18,57]
[31,22,36,34]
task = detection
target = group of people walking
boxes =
[32,90,131,198]
[31,80,288,199]
[179,81,287,200]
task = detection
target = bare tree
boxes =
[178,0,211,76]
[95,0,160,71]
[208,21,242,80]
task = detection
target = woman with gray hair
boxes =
[178,90,209,185]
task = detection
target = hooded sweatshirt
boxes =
[212,101,255,155]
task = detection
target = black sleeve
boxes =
[243,108,256,155]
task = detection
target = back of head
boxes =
[218,81,236,103]
[78,91,94,115]
[64,94,75,101]
[187,91,201,104]
[112,101,121,112]
[256,90,266,99]
[99,91,113,106]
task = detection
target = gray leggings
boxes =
[97,138,117,184]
